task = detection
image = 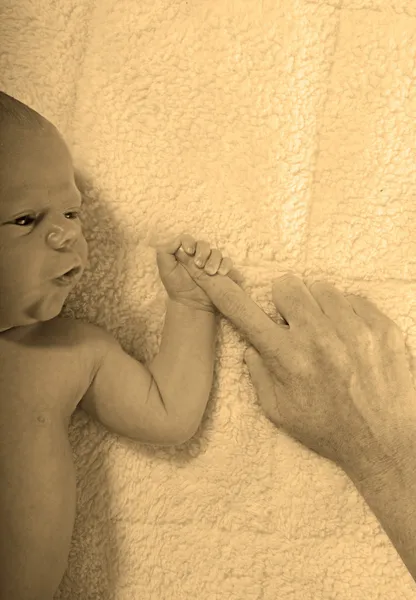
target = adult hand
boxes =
[175,251,416,477]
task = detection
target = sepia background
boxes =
[1,0,416,598]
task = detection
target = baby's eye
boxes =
[13,211,81,227]
[13,215,35,226]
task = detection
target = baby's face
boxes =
[0,125,88,332]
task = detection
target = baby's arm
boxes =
[147,299,217,441]
[78,315,212,445]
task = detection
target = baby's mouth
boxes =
[55,266,82,284]
[66,266,81,277]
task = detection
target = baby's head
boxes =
[0,91,88,334]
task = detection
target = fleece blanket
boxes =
[1,1,416,598]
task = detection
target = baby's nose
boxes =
[47,223,78,246]
[47,230,62,243]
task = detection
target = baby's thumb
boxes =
[244,347,280,425]
[148,233,182,253]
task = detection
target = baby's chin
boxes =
[26,286,73,323]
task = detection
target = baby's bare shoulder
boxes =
[0,316,105,419]
[43,315,106,355]
[46,316,108,400]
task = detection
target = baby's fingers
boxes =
[227,267,245,286]
[175,246,244,286]
[217,257,233,276]
[215,257,245,286]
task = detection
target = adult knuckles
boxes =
[273,272,299,289]
[354,310,403,349]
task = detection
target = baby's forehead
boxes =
[1,120,79,189]
[2,125,72,171]
[3,117,65,152]
[1,151,80,212]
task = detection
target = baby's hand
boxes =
[177,234,234,275]
[152,232,244,312]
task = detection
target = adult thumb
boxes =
[244,347,280,425]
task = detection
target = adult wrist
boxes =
[342,414,416,490]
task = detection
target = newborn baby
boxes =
[0,92,237,600]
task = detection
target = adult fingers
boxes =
[175,251,294,365]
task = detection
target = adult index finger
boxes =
[176,247,286,361]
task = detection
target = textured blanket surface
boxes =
[1,0,416,598]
